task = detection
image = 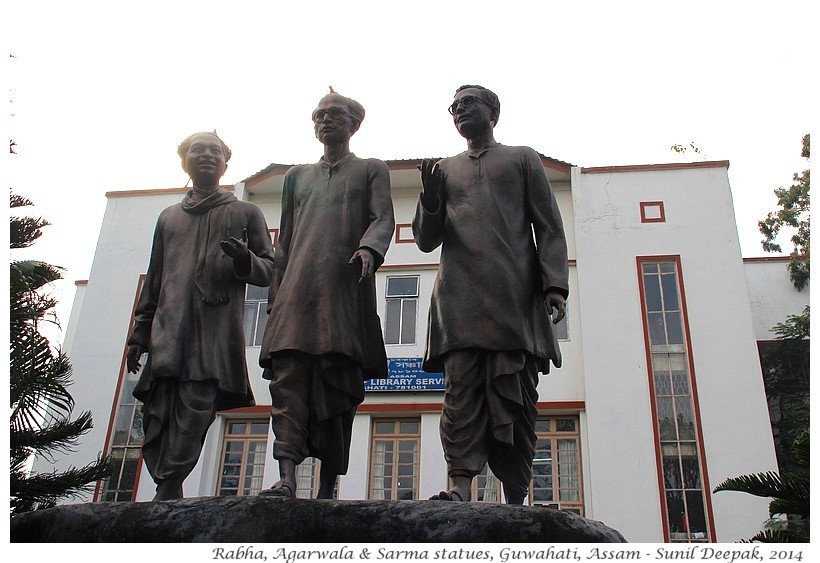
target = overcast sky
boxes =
[8,1,812,347]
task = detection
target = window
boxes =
[640,259,711,542]
[98,275,146,502]
[473,465,502,503]
[641,201,666,223]
[369,418,420,500]
[295,457,320,499]
[384,276,419,345]
[395,224,414,244]
[98,366,144,502]
[294,457,339,499]
[216,419,269,496]
[553,302,569,341]
[529,417,583,513]
[243,285,269,347]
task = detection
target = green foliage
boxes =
[714,432,809,542]
[760,307,809,475]
[758,134,810,290]
[10,193,110,515]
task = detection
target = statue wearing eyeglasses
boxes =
[413,85,569,504]
[258,88,395,499]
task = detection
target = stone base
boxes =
[11,496,627,543]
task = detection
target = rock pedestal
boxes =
[11,496,627,543]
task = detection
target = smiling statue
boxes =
[127,131,274,501]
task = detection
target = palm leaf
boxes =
[10,411,96,462]
[10,455,111,514]
[10,331,75,429]
[748,527,809,543]
[713,471,787,498]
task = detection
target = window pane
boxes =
[666,490,686,533]
[643,263,658,275]
[685,490,708,535]
[556,420,576,432]
[296,457,319,498]
[250,422,269,436]
[122,371,139,399]
[661,274,679,310]
[653,364,672,396]
[228,422,247,435]
[387,277,419,297]
[246,284,268,301]
[129,407,143,446]
[553,307,569,340]
[681,455,702,489]
[663,455,682,489]
[384,300,401,344]
[243,303,257,345]
[221,476,239,490]
[120,452,140,489]
[374,421,395,435]
[665,312,684,345]
[535,420,550,433]
[644,275,662,311]
[112,406,133,445]
[399,420,419,435]
[670,356,689,394]
[253,303,268,346]
[656,397,676,440]
[107,449,124,490]
[675,397,696,440]
[648,312,666,346]
[400,299,417,344]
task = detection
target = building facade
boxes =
[40,155,809,543]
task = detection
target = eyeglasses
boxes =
[447,95,489,115]
[312,107,353,123]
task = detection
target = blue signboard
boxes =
[365,357,445,392]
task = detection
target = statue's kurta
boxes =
[413,144,569,373]
[260,153,395,378]
[129,189,275,410]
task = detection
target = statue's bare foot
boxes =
[429,489,465,501]
[259,480,295,498]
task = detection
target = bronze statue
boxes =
[259,88,395,499]
[127,132,275,501]
[414,86,569,504]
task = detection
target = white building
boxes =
[40,155,809,543]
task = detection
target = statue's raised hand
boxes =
[220,228,250,259]
[418,158,443,209]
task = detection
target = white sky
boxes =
[7,0,812,347]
